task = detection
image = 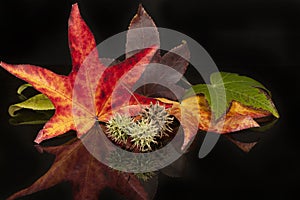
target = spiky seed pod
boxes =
[127,119,159,152]
[141,102,174,137]
[106,113,133,144]
[106,103,174,152]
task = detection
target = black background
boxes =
[0,0,299,199]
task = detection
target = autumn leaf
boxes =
[0,3,164,143]
[128,5,190,100]
[135,42,190,100]
[158,97,200,150]
[184,72,279,119]
[7,132,157,200]
[126,4,160,58]
[164,93,276,150]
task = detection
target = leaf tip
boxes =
[273,110,280,118]
[70,3,80,22]
[0,61,15,72]
[34,131,44,144]
[137,3,146,15]
[129,3,156,30]
[71,2,79,10]
[0,60,7,68]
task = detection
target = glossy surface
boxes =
[0,0,298,199]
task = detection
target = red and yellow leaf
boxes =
[0,3,163,143]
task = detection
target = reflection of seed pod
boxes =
[107,149,158,172]
[141,102,174,137]
[106,113,133,144]
[127,119,159,152]
[134,172,156,181]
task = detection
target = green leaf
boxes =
[184,72,279,119]
[9,94,54,117]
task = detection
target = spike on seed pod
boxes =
[127,118,159,152]
[106,113,133,144]
[141,102,174,137]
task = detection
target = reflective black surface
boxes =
[0,0,299,199]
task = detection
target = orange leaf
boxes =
[164,95,272,150]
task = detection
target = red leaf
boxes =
[68,4,100,73]
[0,3,164,143]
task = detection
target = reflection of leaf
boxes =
[1,3,163,144]
[224,128,270,153]
[9,110,54,125]
[251,118,278,132]
[185,72,279,119]
[7,137,155,200]
[225,135,258,153]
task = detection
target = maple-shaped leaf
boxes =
[7,130,157,200]
[135,42,190,100]
[127,5,190,100]
[185,72,279,119]
[0,3,164,143]
[126,4,160,58]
